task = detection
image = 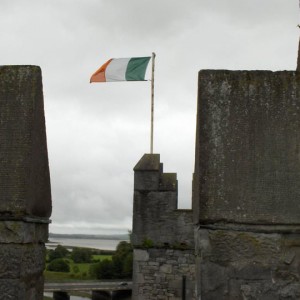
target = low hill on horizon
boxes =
[49,232,130,240]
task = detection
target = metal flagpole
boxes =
[297,0,300,71]
[150,52,156,154]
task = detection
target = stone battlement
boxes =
[132,154,195,299]
[132,154,194,249]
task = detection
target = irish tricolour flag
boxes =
[90,56,151,83]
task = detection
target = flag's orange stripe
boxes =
[90,58,113,83]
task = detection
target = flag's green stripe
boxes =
[125,57,151,81]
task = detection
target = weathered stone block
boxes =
[0,279,25,299]
[197,228,300,299]
[160,264,172,274]
[134,154,160,191]
[159,173,177,191]
[0,65,50,299]
[193,70,300,299]
[134,249,149,262]
[133,191,181,246]
[0,65,51,218]
[0,221,48,244]
[194,70,300,225]
[0,244,45,279]
[0,276,44,300]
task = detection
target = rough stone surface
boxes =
[0,276,44,300]
[0,244,45,280]
[0,65,52,218]
[0,221,48,244]
[194,70,300,225]
[0,66,51,299]
[194,70,300,299]
[134,154,161,191]
[196,228,300,299]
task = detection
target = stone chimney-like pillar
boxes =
[0,66,52,299]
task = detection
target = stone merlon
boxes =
[0,65,51,299]
[0,65,52,220]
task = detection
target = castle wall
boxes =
[194,70,300,299]
[133,248,195,300]
[132,154,195,299]
[0,66,51,299]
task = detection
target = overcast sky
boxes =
[1,0,299,235]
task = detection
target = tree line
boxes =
[46,241,133,279]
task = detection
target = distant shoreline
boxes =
[49,232,130,241]
[45,243,115,253]
[47,234,130,251]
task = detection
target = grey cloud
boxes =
[1,0,298,234]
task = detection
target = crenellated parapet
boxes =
[132,154,195,300]
[132,154,193,249]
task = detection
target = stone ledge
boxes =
[199,223,300,234]
[0,221,48,243]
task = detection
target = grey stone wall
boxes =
[196,228,300,299]
[132,154,195,299]
[194,70,300,299]
[133,249,195,300]
[0,66,51,299]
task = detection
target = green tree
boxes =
[48,245,69,262]
[90,259,115,279]
[89,240,133,280]
[47,258,70,272]
[122,252,133,278]
[71,247,92,263]
[113,241,133,278]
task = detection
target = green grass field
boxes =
[91,254,112,262]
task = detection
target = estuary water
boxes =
[46,237,128,250]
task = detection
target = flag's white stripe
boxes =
[105,58,131,82]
